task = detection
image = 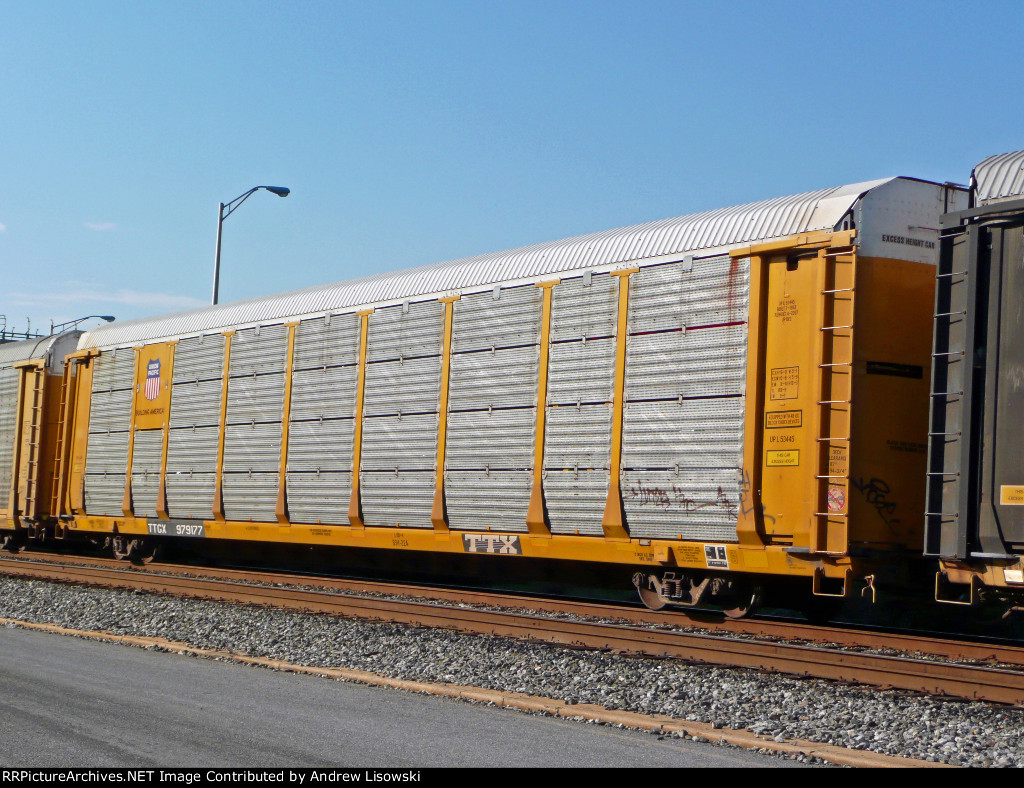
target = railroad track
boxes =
[2,552,1024,706]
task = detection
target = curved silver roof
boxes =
[80,177,891,350]
[0,332,82,372]
[972,150,1024,205]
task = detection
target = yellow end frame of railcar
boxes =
[1,359,67,529]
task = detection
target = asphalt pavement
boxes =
[0,625,803,767]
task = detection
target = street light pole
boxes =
[49,315,116,334]
[212,185,290,305]
[212,200,228,306]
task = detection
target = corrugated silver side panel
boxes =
[546,338,616,405]
[223,472,279,521]
[549,273,618,342]
[92,350,135,392]
[367,300,443,362]
[84,430,130,475]
[360,470,434,528]
[622,399,744,469]
[446,409,536,470]
[617,254,748,545]
[88,389,133,433]
[228,325,289,376]
[973,150,1024,204]
[624,326,747,400]
[169,379,223,428]
[544,470,608,536]
[363,356,441,416]
[290,366,358,421]
[444,470,531,533]
[0,368,19,500]
[166,426,220,473]
[287,419,354,472]
[165,472,216,520]
[223,423,283,473]
[621,469,740,542]
[224,373,285,424]
[83,474,125,517]
[129,429,164,518]
[172,335,226,383]
[293,314,360,371]
[543,404,612,470]
[628,255,748,332]
[286,471,351,524]
[448,347,539,411]
[361,413,437,471]
[452,285,541,353]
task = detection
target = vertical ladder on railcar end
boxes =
[812,246,856,558]
[48,368,70,524]
[20,369,46,520]
[925,229,971,560]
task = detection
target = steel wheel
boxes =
[722,586,761,619]
[127,538,162,566]
[0,532,26,553]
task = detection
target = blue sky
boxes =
[2,0,1021,335]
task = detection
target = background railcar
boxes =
[929,149,1024,605]
[0,332,82,549]
[44,175,965,613]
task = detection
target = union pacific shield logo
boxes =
[144,359,161,401]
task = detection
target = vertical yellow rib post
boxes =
[69,352,96,515]
[155,341,176,520]
[431,296,460,533]
[736,253,769,547]
[121,349,141,518]
[213,333,234,522]
[348,310,373,529]
[54,359,78,518]
[526,281,558,536]
[5,368,27,525]
[601,268,637,541]
[276,323,298,523]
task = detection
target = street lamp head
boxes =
[99,316,116,322]
[263,186,290,197]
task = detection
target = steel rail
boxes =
[2,557,1024,705]
[9,549,1024,666]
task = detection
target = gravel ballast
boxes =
[0,577,1021,767]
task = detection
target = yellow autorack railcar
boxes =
[44,176,967,614]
